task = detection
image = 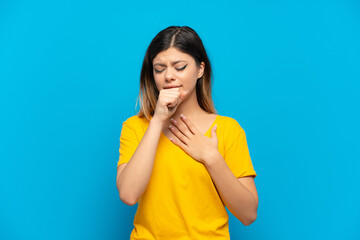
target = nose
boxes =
[165,68,176,82]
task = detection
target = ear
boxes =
[197,62,205,79]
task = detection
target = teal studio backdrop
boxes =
[0,0,359,239]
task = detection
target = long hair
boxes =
[136,26,216,121]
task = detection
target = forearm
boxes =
[117,119,163,205]
[204,151,258,225]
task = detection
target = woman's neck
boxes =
[171,89,206,120]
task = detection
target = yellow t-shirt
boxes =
[117,114,257,240]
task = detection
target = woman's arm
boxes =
[204,152,258,226]
[117,88,187,205]
[116,118,163,206]
[167,114,258,225]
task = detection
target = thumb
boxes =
[179,89,189,102]
[211,124,218,139]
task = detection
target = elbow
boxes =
[242,197,258,226]
[116,179,138,206]
[119,191,138,206]
[242,212,257,226]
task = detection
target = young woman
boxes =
[116,26,258,240]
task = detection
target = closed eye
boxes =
[154,64,187,74]
[154,69,165,73]
[176,64,187,71]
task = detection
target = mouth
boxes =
[164,85,181,89]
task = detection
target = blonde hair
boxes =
[136,26,216,121]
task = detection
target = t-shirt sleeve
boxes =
[225,125,257,179]
[117,121,140,168]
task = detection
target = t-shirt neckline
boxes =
[153,114,219,144]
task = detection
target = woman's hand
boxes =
[168,114,219,164]
[152,87,188,124]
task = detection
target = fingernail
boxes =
[180,114,185,119]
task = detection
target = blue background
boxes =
[1,0,359,239]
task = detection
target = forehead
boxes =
[153,47,193,64]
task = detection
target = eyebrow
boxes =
[153,60,187,67]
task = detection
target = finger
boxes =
[166,96,181,108]
[160,93,180,104]
[161,88,181,94]
[169,135,189,152]
[166,90,185,108]
[163,93,181,98]
[170,118,193,139]
[159,92,180,98]
[160,89,185,105]
[169,124,189,145]
[162,87,181,93]
[180,114,199,135]
[160,91,180,100]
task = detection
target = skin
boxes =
[116,47,258,226]
[151,46,210,135]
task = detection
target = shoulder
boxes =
[217,115,245,135]
[122,115,150,131]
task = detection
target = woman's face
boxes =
[152,47,204,96]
